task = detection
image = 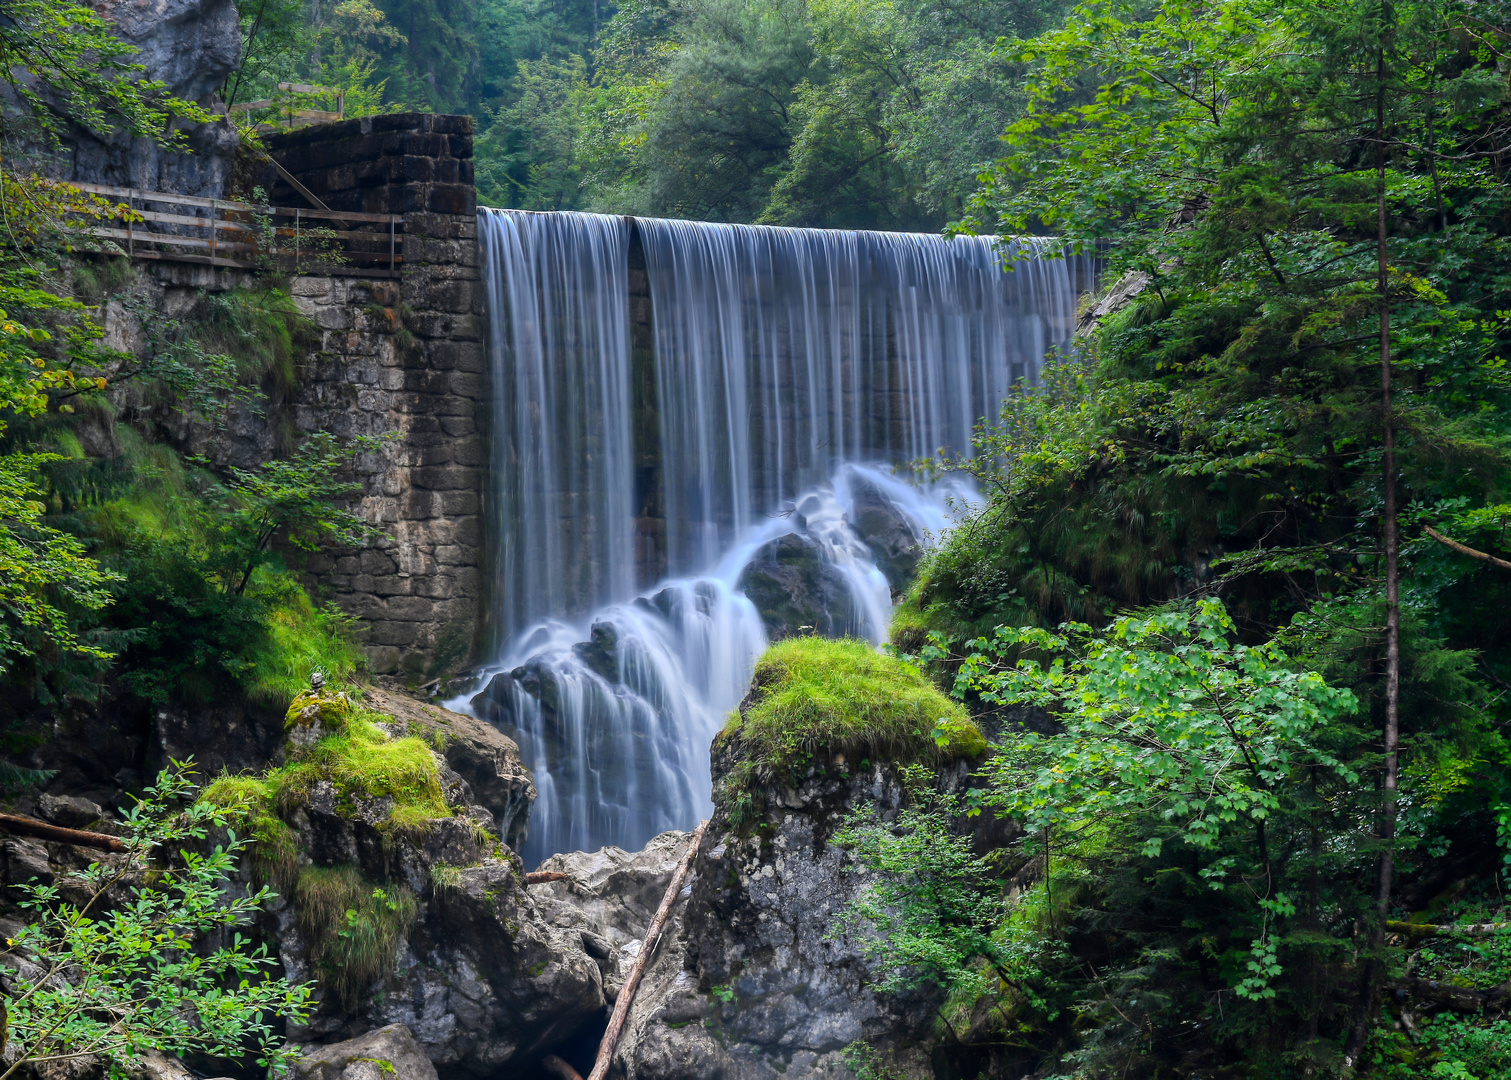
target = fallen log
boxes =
[586,820,708,1080]
[1386,919,1511,939]
[1387,975,1511,1012]
[526,871,570,885]
[0,812,125,853]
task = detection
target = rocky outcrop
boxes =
[524,759,948,1079]
[608,753,941,1080]
[737,532,861,640]
[295,1025,439,1080]
[263,689,604,1076]
[68,0,241,195]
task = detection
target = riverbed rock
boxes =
[294,1024,439,1080]
[736,532,861,641]
[845,475,925,595]
[268,689,607,1076]
[526,743,944,1078]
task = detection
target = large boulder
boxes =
[215,688,602,1076]
[295,1025,438,1080]
[601,754,941,1080]
[736,532,861,641]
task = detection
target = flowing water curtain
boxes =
[480,208,636,644]
[636,220,1086,578]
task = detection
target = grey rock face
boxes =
[736,532,862,641]
[275,693,604,1076]
[530,832,695,1004]
[528,753,939,1079]
[295,1025,439,1080]
[845,475,924,596]
[67,0,242,195]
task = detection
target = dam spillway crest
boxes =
[464,208,1091,865]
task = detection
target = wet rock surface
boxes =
[737,532,862,640]
[604,753,939,1080]
[844,475,925,596]
[295,1024,439,1080]
[520,748,942,1079]
[263,692,601,1076]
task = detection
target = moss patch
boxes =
[724,638,983,785]
[199,772,298,890]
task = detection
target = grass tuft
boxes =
[294,864,416,1008]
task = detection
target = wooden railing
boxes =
[68,182,403,278]
[227,82,347,131]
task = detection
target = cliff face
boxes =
[70,0,242,195]
[603,752,945,1080]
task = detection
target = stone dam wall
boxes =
[261,114,486,679]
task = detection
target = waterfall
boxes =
[468,208,1090,866]
[477,210,636,639]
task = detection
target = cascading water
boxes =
[466,208,1090,866]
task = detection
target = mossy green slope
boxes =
[724,637,985,784]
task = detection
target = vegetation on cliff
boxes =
[0,764,311,1078]
[835,0,1511,1075]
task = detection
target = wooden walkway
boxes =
[69,182,404,279]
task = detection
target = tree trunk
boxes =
[1344,36,1401,1071]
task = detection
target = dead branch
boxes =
[1424,527,1511,571]
[526,871,570,885]
[586,820,708,1080]
[0,812,125,853]
[542,1054,584,1080]
[1386,919,1511,938]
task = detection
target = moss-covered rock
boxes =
[722,637,984,784]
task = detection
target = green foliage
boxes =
[836,766,1055,1003]
[243,574,364,704]
[1,763,312,1077]
[471,0,1068,227]
[725,637,982,786]
[857,0,1511,1071]
[206,430,390,597]
[946,599,1358,859]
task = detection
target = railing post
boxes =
[127,191,134,258]
[390,215,396,275]
[208,201,217,262]
[295,207,300,268]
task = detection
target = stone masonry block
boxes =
[449,372,487,399]
[410,466,479,491]
[439,490,480,515]
[452,437,488,467]
[372,621,420,647]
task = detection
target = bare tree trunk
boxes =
[587,820,708,1080]
[1344,37,1401,1070]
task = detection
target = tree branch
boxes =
[1425,526,1511,571]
